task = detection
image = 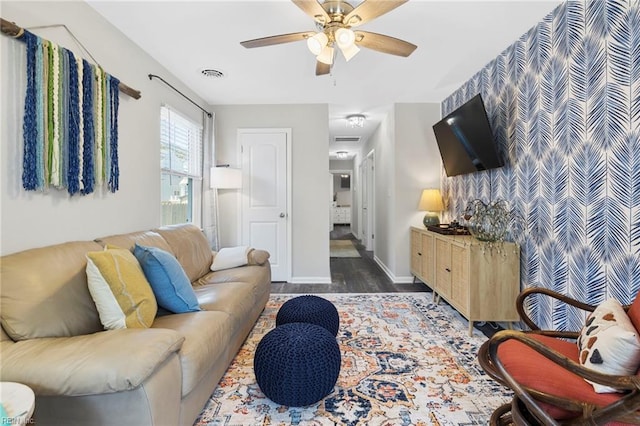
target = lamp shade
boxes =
[418,189,444,212]
[317,45,334,65]
[307,32,328,56]
[419,188,443,227]
[335,28,356,49]
[340,43,360,62]
[210,167,242,189]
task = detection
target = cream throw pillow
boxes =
[86,246,157,330]
[210,246,251,271]
[577,298,640,393]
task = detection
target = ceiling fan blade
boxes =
[316,61,331,76]
[292,0,330,24]
[354,31,417,57]
[241,31,315,48]
[344,0,408,27]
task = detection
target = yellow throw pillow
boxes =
[86,246,157,330]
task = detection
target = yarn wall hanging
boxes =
[1,17,141,196]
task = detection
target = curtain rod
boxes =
[148,74,212,118]
[0,17,141,100]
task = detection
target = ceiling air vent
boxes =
[201,69,225,78]
[334,136,361,143]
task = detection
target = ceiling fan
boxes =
[240,0,417,76]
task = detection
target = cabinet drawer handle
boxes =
[445,268,451,272]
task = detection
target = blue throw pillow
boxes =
[133,244,200,313]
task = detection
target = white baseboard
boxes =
[373,255,419,284]
[393,276,417,284]
[286,277,332,284]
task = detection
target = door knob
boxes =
[279,212,286,218]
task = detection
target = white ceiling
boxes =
[88,0,562,158]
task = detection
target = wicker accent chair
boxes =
[478,287,640,425]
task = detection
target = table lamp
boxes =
[418,188,444,227]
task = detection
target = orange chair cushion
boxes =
[498,334,631,422]
[627,290,640,332]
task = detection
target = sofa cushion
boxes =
[1,241,104,341]
[195,264,271,287]
[154,224,213,283]
[86,247,157,329]
[133,244,200,313]
[194,282,259,324]
[577,298,640,393]
[0,328,183,396]
[152,311,233,396]
[95,230,175,254]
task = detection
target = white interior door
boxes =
[240,129,290,282]
[365,151,375,251]
[329,173,334,232]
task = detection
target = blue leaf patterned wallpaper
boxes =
[441,0,640,330]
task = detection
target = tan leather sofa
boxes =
[0,224,271,426]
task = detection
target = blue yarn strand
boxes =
[66,49,80,195]
[108,75,120,192]
[81,59,95,194]
[22,31,38,190]
[60,47,69,189]
[35,37,44,189]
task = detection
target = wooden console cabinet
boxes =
[410,226,520,335]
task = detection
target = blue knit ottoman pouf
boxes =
[276,295,340,336]
[254,322,341,407]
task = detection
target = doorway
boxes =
[361,150,375,251]
[329,169,353,234]
[239,128,291,282]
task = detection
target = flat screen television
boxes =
[432,94,504,177]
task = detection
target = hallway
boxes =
[271,225,430,294]
[271,225,502,337]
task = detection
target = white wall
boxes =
[354,103,442,282]
[393,103,442,281]
[209,104,330,283]
[1,1,211,255]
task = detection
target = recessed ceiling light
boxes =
[201,69,225,78]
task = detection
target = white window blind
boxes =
[160,106,203,178]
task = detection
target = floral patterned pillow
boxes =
[577,298,640,393]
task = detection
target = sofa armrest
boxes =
[0,328,184,396]
[247,249,270,265]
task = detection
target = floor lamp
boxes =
[210,165,242,250]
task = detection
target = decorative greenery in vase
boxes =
[463,199,520,252]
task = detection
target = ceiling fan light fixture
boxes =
[340,43,360,62]
[307,32,328,56]
[335,27,356,49]
[317,45,334,65]
[346,15,362,27]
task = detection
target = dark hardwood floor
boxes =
[271,225,502,338]
[271,225,430,294]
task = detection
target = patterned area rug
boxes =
[330,240,361,258]
[195,293,511,425]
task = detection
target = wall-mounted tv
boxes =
[432,94,504,177]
